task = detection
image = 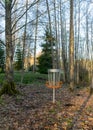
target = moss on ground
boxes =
[0,80,20,96]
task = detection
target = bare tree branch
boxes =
[0,39,5,46]
[11,0,17,9]
[11,0,40,31]
[12,0,69,35]
[0,30,5,34]
[0,1,5,9]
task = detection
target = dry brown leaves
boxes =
[0,84,93,130]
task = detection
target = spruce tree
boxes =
[37,28,55,74]
[14,43,22,70]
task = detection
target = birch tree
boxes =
[0,0,40,95]
[0,0,19,95]
[21,0,28,83]
[33,2,39,73]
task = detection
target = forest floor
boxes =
[0,83,93,130]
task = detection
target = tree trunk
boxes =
[60,0,66,82]
[5,0,13,82]
[75,0,80,84]
[90,77,93,95]
[69,0,74,90]
[0,0,18,96]
[21,0,28,83]
[90,42,93,93]
[53,0,59,69]
[46,0,54,68]
[33,2,39,73]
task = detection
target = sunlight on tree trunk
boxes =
[75,0,80,84]
[0,0,19,96]
[33,1,39,73]
[21,0,28,83]
[69,0,74,90]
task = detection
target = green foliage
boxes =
[14,43,22,70]
[0,72,47,85]
[79,62,89,83]
[0,42,5,73]
[38,54,52,74]
[28,65,38,71]
[14,72,47,84]
[37,27,55,74]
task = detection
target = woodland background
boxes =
[0,0,93,130]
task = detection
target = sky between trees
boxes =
[0,0,93,58]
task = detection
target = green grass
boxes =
[0,72,47,85]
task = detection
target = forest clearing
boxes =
[0,81,93,130]
[0,0,93,129]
